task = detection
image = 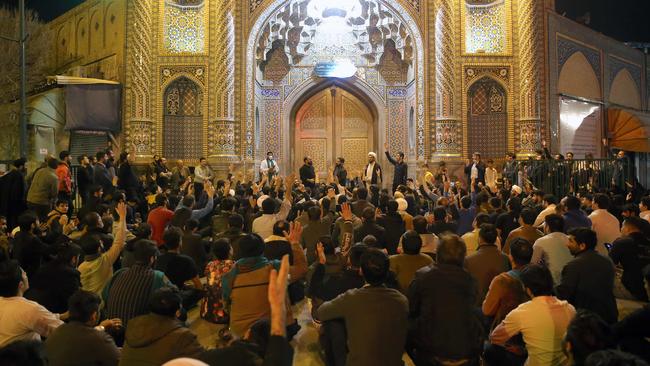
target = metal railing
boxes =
[502,158,635,197]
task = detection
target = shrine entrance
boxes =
[293,86,375,180]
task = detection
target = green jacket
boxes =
[27,167,58,206]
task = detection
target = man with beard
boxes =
[362,152,382,188]
[333,157,348,187]
[300,156,316,190]
[0,158,27,230]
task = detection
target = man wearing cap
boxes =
[362,152,382,188]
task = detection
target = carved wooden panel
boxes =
[342,138,368,177]
[342,96,367,131]
[301,96,327,130]
[301,139,327,175]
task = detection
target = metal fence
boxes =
[503,158,635,198]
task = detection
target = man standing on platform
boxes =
[464,152,486,191]
[384,142,407,193]
[193,157,213,198]
[260,151,279,183]
[300,156,316,190]
[362,152,382,189]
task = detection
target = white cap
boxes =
[511,185,522,195]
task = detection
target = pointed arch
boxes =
[609,69,641,109]
[558,52,601,100]
[163,77,204,159]
[467,76,508,158]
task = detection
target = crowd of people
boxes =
[0,144,649,366]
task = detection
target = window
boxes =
[467,77,507,158]
[464,0,507,54]
[163,77,203,159]
[163,0,206,53]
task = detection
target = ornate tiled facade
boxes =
[118,0,551,172]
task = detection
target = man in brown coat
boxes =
[465,224,511,306]
[119,288,204,366]
[502,208,544,254]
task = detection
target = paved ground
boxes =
[188,298,415,365]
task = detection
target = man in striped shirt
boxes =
[102,240,174,328]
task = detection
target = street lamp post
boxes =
[19,0,27,159]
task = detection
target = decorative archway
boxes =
[467,76,508,159]
[162,77,204,160]
[245,0,426,165]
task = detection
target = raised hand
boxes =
[116,202,127,220]
[340,202,353,221]
[384,142,389,151]
[283,221,303,245]
[317,242,326,265]
[268,255,289,337]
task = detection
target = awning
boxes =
[607,108,650,153]
[46,75,120,85]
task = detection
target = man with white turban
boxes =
[362,152,382,187]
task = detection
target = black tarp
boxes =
[64,84,121,132]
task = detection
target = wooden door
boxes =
[295,87,373,179]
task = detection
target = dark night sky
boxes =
[1,0,649,42]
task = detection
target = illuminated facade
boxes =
[122,0,549,177]
[5,0,646,181]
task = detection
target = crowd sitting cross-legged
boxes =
[0,148,649,366]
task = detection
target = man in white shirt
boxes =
[260,151,279,183]
[193,157,214,197]
[462,213,501,255]
[640,196,650,222]
[588,194,620,255]
[531,214,573,286]
[534,194,557,228]
[252,189,293,240]
[0,260,65,347]
[488,264,576,366]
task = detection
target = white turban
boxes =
[511,185,522,195]
[368,152,377,159]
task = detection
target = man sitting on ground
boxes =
[45,290,121,366]
[531,214,574,286]
[503,208,543,254]
[557,228,618,324]
[78,202,127,296]
[120,287,204,365]
[155,227,204,309]
[465,224,510,306]
[408,234,485,365]
[389,230,433,294]
[487,264,576,366]
[317,248,409,366]
[482,238,532,330]
[0,260,65,347]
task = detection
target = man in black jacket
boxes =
[407,234,485,364]
[609,217,650,302]
[377,200,406,254]
[299,156,316,190]
[557,227,618,324]
[354,207,386,250]
[384,142,408,193]
[464,152,486,191]
[93,151,113,196]
[76,155,94,206]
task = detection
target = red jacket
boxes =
[147,206,174,246]
[55,163,72,194]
